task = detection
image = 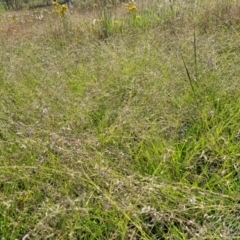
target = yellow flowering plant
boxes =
[52,1,68,17]
[125,2,137,12]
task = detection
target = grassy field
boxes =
[0,0,240,239]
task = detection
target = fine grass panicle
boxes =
[0,0,240,239]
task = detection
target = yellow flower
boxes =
[114,20,119,24]
[129,5,137,11]
[93,3,98,7]
[136,15,140,19]
[54,3,68,17]
[62,4,68,9]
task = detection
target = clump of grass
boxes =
[0,0,240,239]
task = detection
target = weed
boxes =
[0,0,240,239]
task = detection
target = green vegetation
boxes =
[0,0,240,239]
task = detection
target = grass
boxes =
[0,0,240,239]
